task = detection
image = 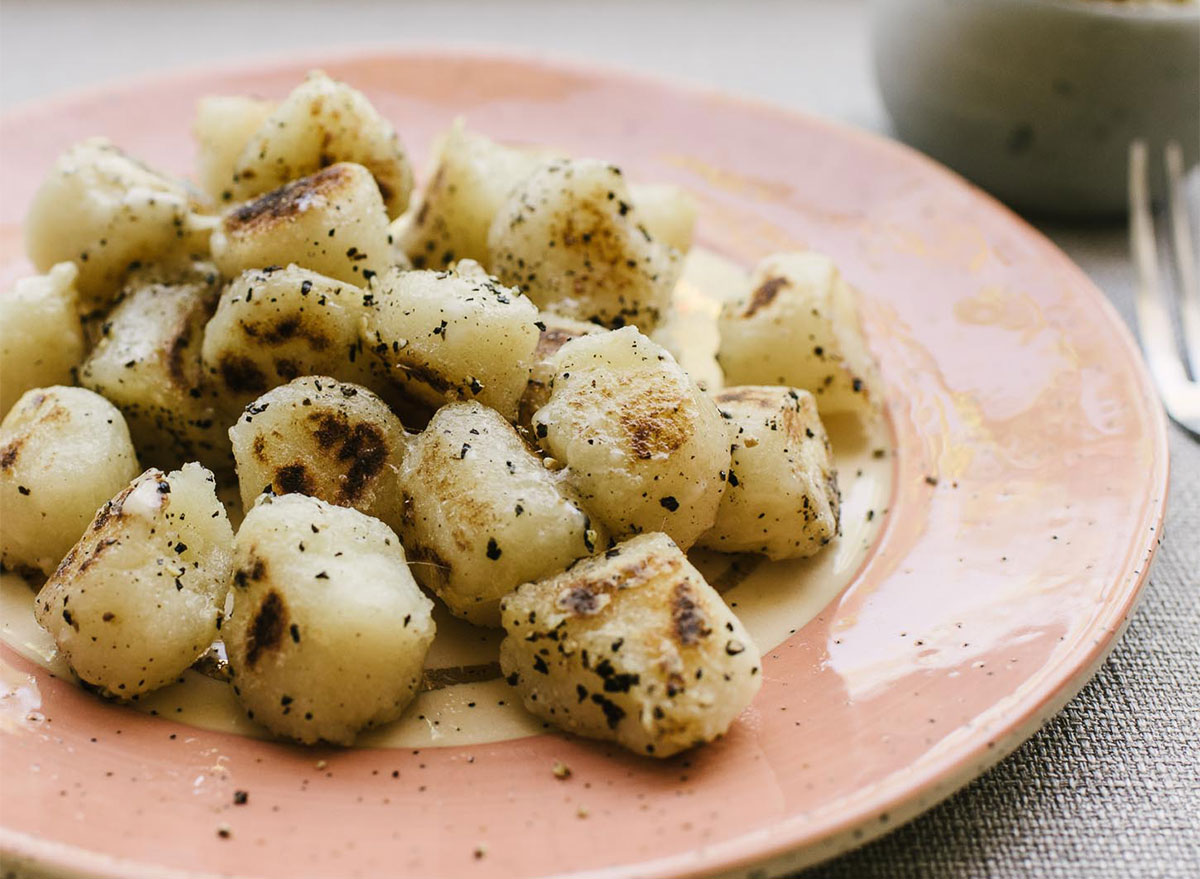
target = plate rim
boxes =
[0,43,1171,879]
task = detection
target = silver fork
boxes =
[1129,140,1200,437]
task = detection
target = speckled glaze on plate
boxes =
[0,48,1168,879]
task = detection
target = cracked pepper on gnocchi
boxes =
[1,70,882,757]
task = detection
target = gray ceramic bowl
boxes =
[871,0,1200,216]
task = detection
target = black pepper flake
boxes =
[925,476,939,486]
[174,542,188,553]
[16,486,30,496]
[315,571,330,579]
[505,672,520,686]
[534,422,548,439]
[486,539,502,560]
[233,790,249,805]
[532,655,550,674]
[289,624,301,643]
[725,639,746,655]
[659,496,679,512]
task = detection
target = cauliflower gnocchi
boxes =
[0,263,85,417]
[531,327,729,549]
[488,159,682,330]
[397,402,604,627]
[210,162,391,286]
[223,494,435,745]
[10,70,887,758]
[228,71,413,218]
[79,263,230,474]
[499,532,762,757]
[34,463,233,698]
[717,252,881,415]
[193,95,277,203]
[394,122,546,269]
[229,376,407,531]
[699,387,840,559]
[1,387,140,574]
[363,261,540,420]
[24,138,213,310]
[201,265,376,413]
[516,313,605,429]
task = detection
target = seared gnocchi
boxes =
[717,252,881,415]
[1,387,140,574]
[394,122,546,269]
[488,159,682,331]
[223,493,435,745]
[79,263,230,474]
[0,263,85,417]
[531,327,729,549]
[201,265,375,413]
[192,95,277,204]
[229,376,407,531]
[34,463,233,698]
[499,532,762,757]
[699,386,840,559]
[210,162,391,286]
[397,401,604,627]
[24,138,213,310]
[362,261,540,420]
[228,71,414,218]
[10,70,886,758]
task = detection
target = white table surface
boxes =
[2,2,1197,877]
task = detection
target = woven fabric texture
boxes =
[801,223,1200,878]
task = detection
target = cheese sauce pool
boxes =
[0,248,892,748]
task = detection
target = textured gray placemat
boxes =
[800,222,1200,879]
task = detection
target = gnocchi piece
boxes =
[487,159,682,331]
[34,463,233,698]
[192,95,277,204]
[0,387,140,574]
[0,263,85,417]
[201,265,375,413]
[716,252,881,415]
[210,162,391,286]
[516,313,605,430]
[698,386,840,559]
[531,327,728,550]
[79,263,231,474]
[363,261,540,420]
[397,402,605,627]
[394,122,545,269]
[229,377,407,531]
[627,183,697,254]
[224,494,435,745]
[24,138,214,310]
[229,71,414,218]
[499,532,762,758]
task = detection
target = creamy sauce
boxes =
[0,248,892,748]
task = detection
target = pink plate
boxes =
[0,49,1168,879]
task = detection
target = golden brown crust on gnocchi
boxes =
[211,162,391,286]
[34,463,233,698]
[487,159,682,331]
[499,532,761,757]
[79,263,231,475]
[223,493,434,745]
[229,376,407,531]
[531,328,729,549]
[228,71,413,218]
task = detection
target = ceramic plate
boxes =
[0,49,1168,879]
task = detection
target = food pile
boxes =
[0,72,880,757]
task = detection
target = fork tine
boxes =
[1164,140,1200,379]
[1129,140,1200,435]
